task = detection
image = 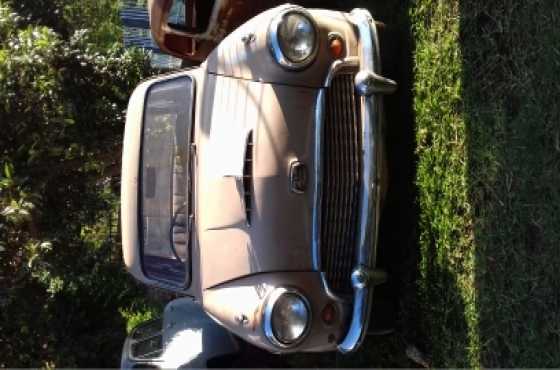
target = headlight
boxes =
[268,9,318,70]
[278,13,316,63]
[263,288,311,348]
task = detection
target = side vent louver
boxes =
[243,132,253,226]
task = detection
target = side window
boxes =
[167,0,215,33]
[167,0,187,29]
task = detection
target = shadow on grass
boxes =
[459,1,560,366]
[408,0,560,366]
[380,1,475,367]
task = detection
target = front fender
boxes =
[202,272,350,353]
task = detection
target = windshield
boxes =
[140,76,193,286]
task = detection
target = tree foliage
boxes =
[0,1,158,367]
[3,0,123,48]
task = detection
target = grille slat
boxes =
[320,72,361,296]
[333,77,344,288]
[333,77,344,289]
[339,76,351,283]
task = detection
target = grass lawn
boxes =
[312,0,560,367]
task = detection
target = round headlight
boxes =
[268,9,318,69]
[278,13,316,63]
[263,288,311,347]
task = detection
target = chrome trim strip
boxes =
[311,88,324,271]
[267,6,319,70]
[323,57,359,87]
[336,8,397,353]
[262,287,312,349]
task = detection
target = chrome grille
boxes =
[320,72,361,296]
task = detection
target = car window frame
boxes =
[137,75,195,290]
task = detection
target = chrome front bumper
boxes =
[337,8,397,353]
[313,8,397,353]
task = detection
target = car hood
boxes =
[194,73,319,289]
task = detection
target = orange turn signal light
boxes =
[321,303,337,325]
[328,35,344,59]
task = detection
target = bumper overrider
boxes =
[313,9,397,353]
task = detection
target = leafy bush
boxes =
[0,1,160,367]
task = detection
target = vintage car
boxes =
[121,2,397,365]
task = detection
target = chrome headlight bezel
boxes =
[263,287,311,348]
[267,8,319,70]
